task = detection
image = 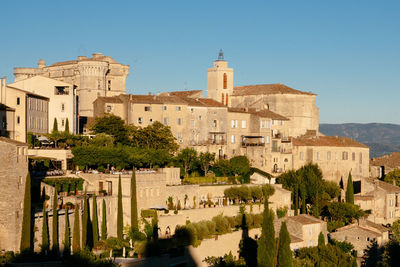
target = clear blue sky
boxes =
[1,0,399,124]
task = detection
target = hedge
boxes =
[42,178,84,193]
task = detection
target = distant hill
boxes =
[319,123,400,158]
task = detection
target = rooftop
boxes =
[0,136,27,146]
[287,214,324,225]
[233,84,315,96]
[228,107,289,120]
[364,178,400,193]
[370,152,400,168]
[292,135,369,148]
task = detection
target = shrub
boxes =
[212,214,230,234]
[328,221,345,232]
[276,206,288,218]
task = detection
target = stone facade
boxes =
[355,178,400,225]
[0,137,28,252]
[13,53,129,130]
[9,76,77,134]
[0,103,15,138]
[330,220,389,257]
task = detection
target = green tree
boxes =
[101,199,107,240]
[64,208,70,255]
[384,169,400,187]
[229,156,251,183]
[318,232,325,248]
[72,204,80,252]
[117,175,123,239]
[300,184,307,214]
[82,191,88,248]
[294,184,299,216]
[90,114,129,144]
[346,172,354,204]
[20,173,31,252]
[277,221,293,267]
[65,118,70,134]
[199,152,215,175]
[391,219,400,242]
[52,189,59,253]
[92,194,99,244]
[131,170,138,229]
[41,202,49,253]
[53,118,58,133]
[257,189,275,267]
[176,148,198,177]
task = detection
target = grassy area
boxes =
[182,176,229,184]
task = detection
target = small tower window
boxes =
[221,93,224,104]
[108,80,111,91]
[223,73,227,89]
[17,97,20,105]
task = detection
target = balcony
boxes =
[242,136,265,147]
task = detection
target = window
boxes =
[352,152,356,161]
[299,152,304,160]
[223,73,227,89]
[390,199,394,207]
[149,118,153,123]
[281,120,284,125]
[137,117,143,124]
[327,151,331,160]
[61,103,65,112]
[17,116,20,124]
[163,106,167,111]
[108,80,111,91]
[342,151,348,160]
[190,120,195,127]
[163,117,169,125]
[241,120,246,128]
[62,119,65,127]
[359,152,363,164]
[231,120,235,128]
[231,135,235,144]
[144,106,152,111]
[190,108,194,113]
[17,97,20,105]
[335,152,338,160]
[198,115,202,120]
[213,120,217,127]
[176,106,181,111]
[55,86,69,95]
[222,93,224,104]
[177,118,183,125]
[316,152,320,160]
[266,136,270,144]
[106,105,112,112]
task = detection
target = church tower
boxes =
[207,50,233,106]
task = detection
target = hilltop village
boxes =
[1,52,399,266]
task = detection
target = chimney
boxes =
[1,77,6,104]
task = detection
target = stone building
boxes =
[370,152,400,178]
[292,135,370,184]
[0,137,28,252]
[13,53,129,131]
[274,214,328,250]
[8,76,77,134]
[330,219,389,257]
[0,78,49,142]
[355,178,400,225]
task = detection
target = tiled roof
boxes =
[354,195,374,201]
[364,178,400,193]
[233,84,315,96]
[228,107,289,120]
[292,135,369,148]
[95,96,123,104]
[334,223,387,236]
[0,137,27,146]
[370,152,400,168]
[287,214,324,225]
[125,94,188,105]
[195,98,226,107]
[163,90,202,98]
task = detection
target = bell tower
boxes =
[207,50,233,106]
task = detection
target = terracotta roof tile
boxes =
[161,90,203,98]
[233,84,315,96]
[370,152,400,168]
[228,107,289,120]
[293,135,369,148]
[287,214,324,225]
[364,178,400,193]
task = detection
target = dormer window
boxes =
[223,73,227,89]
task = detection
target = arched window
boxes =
[225,93,228,106]
[223,73,227,89]
[221,93,224,104]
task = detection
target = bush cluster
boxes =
[224,185,270,204]
[42,178,84,193]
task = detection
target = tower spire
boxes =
[218,49,224,61]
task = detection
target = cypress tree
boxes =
[52,189,59,253]
[101,199,107,240]
[257,192,275,267]
[53,118,58,133]
[318,232,325,248]
[20,172,31,252]
[65,118,70,134]
[277,221,293,267]
[346,172,354,204]
[64,208,70,255]
[72,204,80,252]
[294,184,299,216]
[92,194,99,244]
[41,202,49,253]
[117,175,123,239]
[82,191,88,248]
[300,185,306,214]
[131,169,138,229]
